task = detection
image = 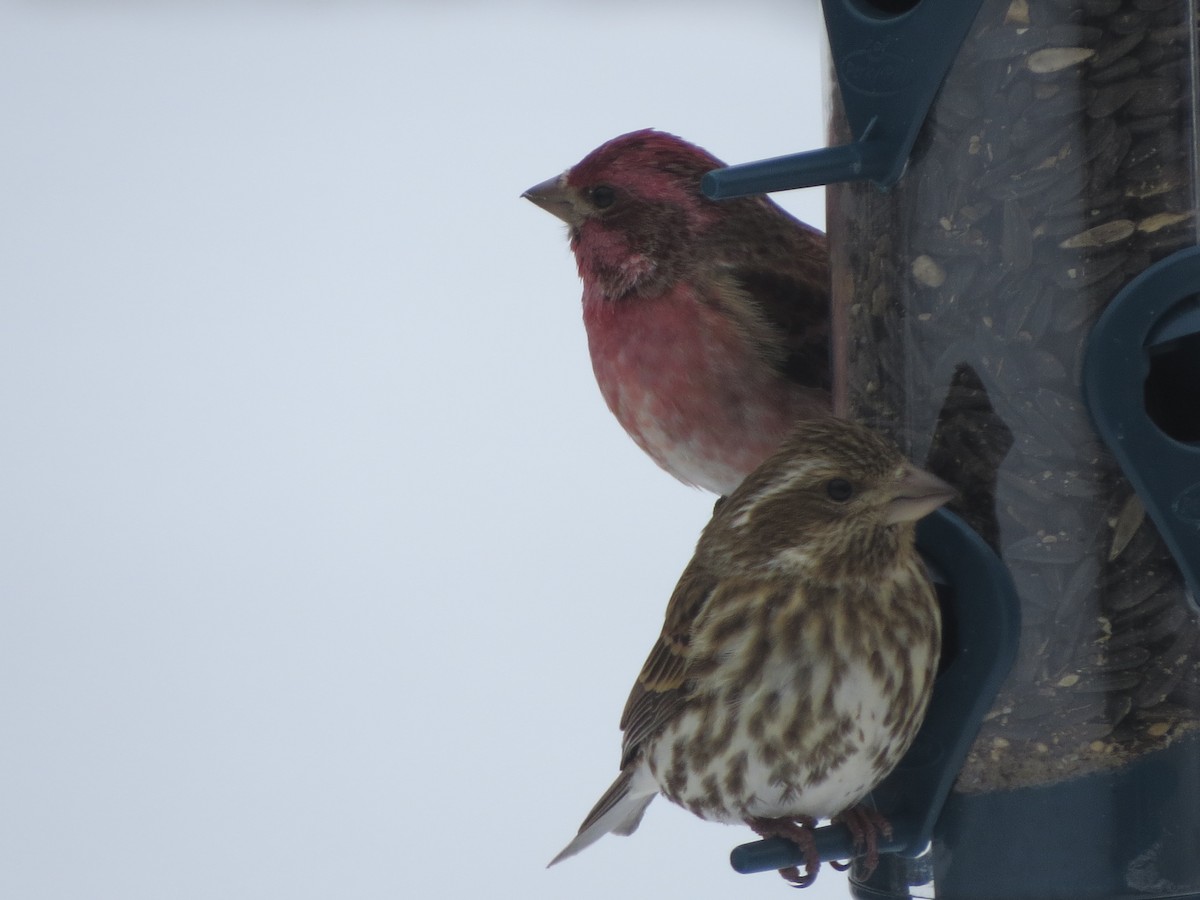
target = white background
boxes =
[1,2,839,897]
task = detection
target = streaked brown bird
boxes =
[549,418,953,886]
[523,129,830,495]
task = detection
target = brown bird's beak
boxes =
[885,465,956,524]
[522,174,583,227]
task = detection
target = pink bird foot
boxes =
[749,815,820,888]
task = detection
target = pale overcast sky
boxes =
[1,3,840,897]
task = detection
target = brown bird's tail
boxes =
[547,766,657,866]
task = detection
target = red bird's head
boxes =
[523,129,728,298]
[523,129,831,495]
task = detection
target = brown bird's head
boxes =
[702,417,955,582]
[522,129,729,298]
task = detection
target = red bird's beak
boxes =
[885,465,957,524]
[522,175,583,227]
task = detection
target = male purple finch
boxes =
[524,130,830,495]
[549,418,952,886]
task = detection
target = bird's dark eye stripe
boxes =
[826,478,854,502]
[590,185,616,209]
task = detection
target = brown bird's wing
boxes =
[617,564,718,768]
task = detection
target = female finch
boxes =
[549,418,953,886]
[524,130,830,495]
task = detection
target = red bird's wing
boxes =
[729,265,831,391]
[709,199,831,392]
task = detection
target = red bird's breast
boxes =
[583,284,824,495]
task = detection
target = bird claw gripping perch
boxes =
[730,508,1021,878]
[749,816,820,888]
[702,0,987,198]
[829,805,893,877]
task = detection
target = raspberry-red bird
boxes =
[524,130,831,495]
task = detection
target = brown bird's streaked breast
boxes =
[646,561,939,824]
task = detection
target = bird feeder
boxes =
[706,0,1200,896]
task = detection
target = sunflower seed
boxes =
[1028,47,1098,73]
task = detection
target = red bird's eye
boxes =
[826,478,854,502]
[589,185,616,209]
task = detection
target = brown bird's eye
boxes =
[590,185,616,209]
[826,478,854,502]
